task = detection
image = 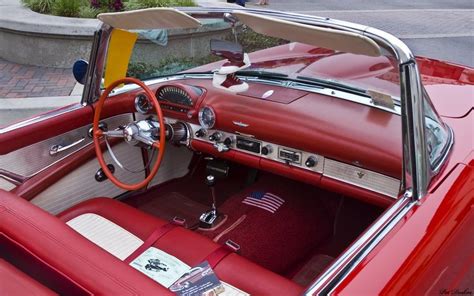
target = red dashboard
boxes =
[100,78,403,207]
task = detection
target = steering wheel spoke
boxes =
[134,133,155,147]
[102,129,125,138]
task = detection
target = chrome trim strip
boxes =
[323,159,400,198]
[305,191,415,294]
[0,104,83,135]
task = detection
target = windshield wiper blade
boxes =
[236,70,289,79]
[296,75,368,96]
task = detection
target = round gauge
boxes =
[134,94,152,114]
[198,106,216,129]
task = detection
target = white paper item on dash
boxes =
[130,247,191,288]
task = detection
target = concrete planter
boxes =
[0,0,235,68]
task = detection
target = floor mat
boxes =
[126,191,209,228]
[197,173,337,275]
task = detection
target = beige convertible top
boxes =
[233,11,381,57]
[98,8,202,30]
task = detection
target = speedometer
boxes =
[198,106,216,129]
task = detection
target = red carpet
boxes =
[124,163,384,280]
[197,173,337,275]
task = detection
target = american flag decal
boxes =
[242,191,285,213]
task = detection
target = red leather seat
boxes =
[0,259,58,296]
[0,189,173,295]
[58,197,304,296]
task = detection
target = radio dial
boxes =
[261,145,273,155]
[305,156,317,168]
[223,137,233,146]
[195,129,206,138]
[209,132,222,142]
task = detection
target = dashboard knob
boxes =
[195,129,206,138]
[223,137,233,146]
[261,145,273,155]
[305,156,317,168]
[209,132,222,142]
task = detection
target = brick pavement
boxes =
[0,58,76,98]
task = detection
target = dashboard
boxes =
[131,79,402,205]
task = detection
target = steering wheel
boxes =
[92,77,166,191]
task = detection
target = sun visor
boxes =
[233,11,381,57]
[98,8,202,30]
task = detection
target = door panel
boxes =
[30,141,145,214]
[0,113,132,178]
[0,104,92,155]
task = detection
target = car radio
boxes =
[236,137,261,154]
[278,148,302,164]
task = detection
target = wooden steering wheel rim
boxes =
[92,77,166,191]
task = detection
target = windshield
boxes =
[121,17,403,98]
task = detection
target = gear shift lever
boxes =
[199,174,224,228]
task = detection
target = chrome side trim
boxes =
[305,191,415,295]
[0,104,83,135]
[323,159,400,198]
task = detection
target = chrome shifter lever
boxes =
[199,174,224,229]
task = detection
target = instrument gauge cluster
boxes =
[198,106,216,129]
[157,86,194,106]
[134,93,152,114]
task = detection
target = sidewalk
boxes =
[0,58,77,98]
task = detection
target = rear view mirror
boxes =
[72,59,88,85]
[210,39,243,62]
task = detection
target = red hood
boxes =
[192,43,474,118]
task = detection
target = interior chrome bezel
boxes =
[134,93,152,114]
[198,106,216,129]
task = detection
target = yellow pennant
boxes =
[104,29,138,88]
